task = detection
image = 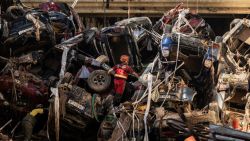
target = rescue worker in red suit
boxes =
[109,55,139,106]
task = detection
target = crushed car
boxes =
[0,1,250,141]
[215,18,250,132]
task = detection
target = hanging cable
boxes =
[196,0,199,14]
[128,0,131,18]
[143,73,153,141]
[111,107,127,141]
[71,0,79,8]
[48,46,69,141]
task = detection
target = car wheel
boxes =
[87,70,111,93]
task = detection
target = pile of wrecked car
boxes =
[0,1,250,141]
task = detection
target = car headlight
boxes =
[204,59,213,68]
[162,49,170,57]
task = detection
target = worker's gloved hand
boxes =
[107,68,115,75]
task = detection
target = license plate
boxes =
[101,63,111,71]
[67,99,85,111]
[159,95,171,99]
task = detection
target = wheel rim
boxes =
[93,74,106,86]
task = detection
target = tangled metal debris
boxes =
[0,1,250,141]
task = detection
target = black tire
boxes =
[6,6,25,20]
[87,70,111,93]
